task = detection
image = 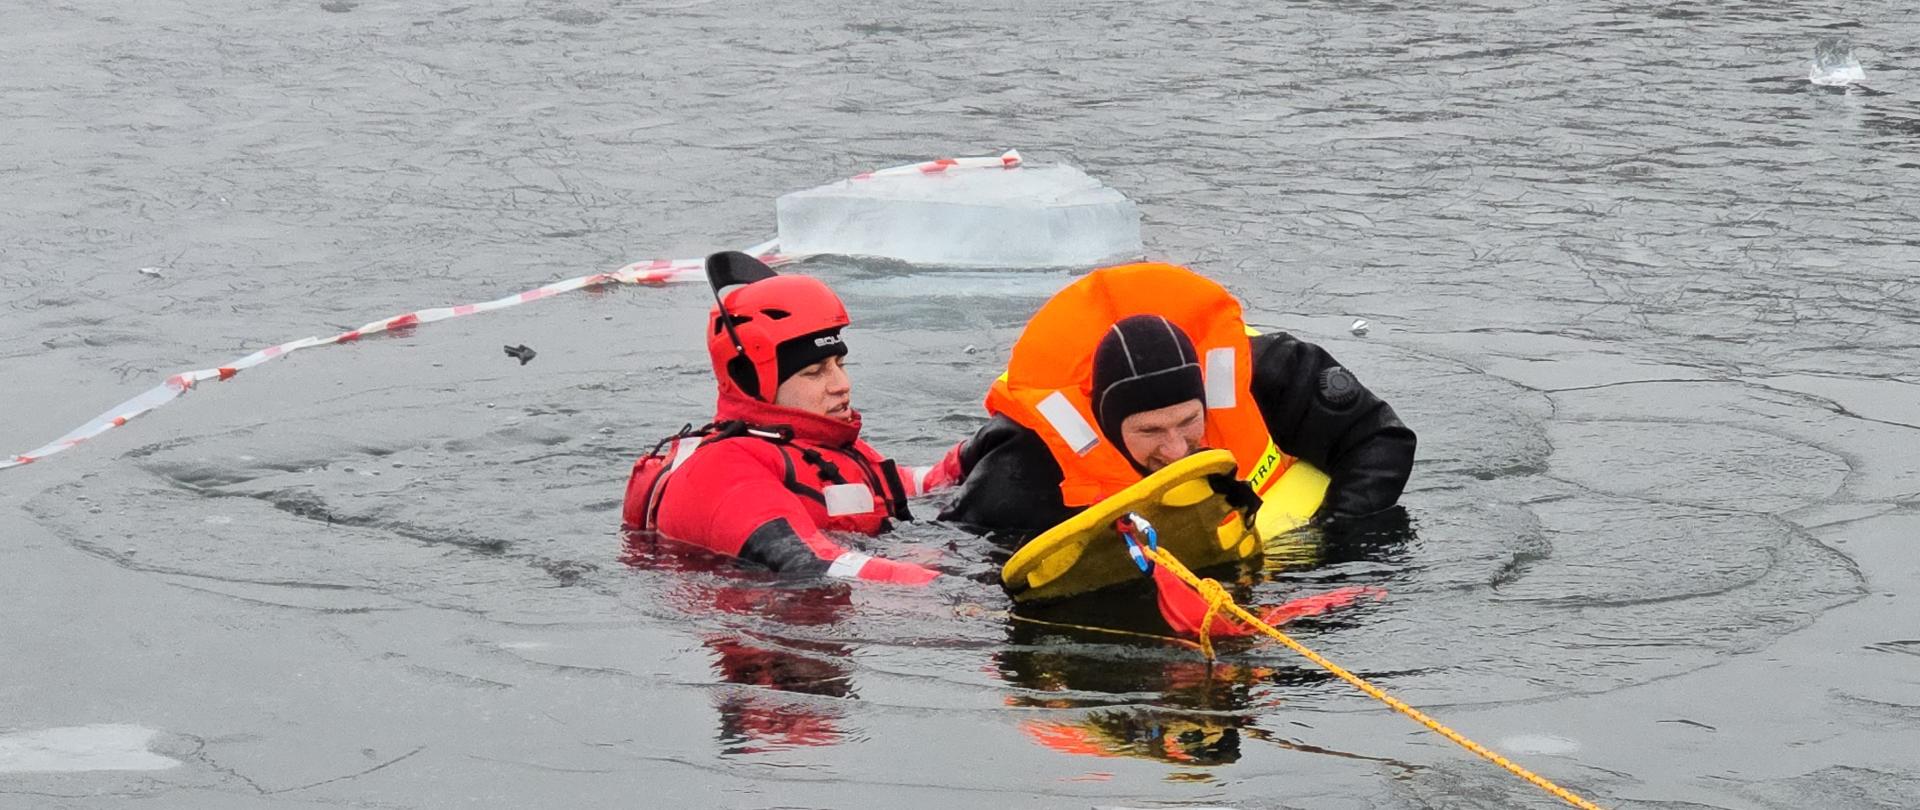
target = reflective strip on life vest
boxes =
[822,483,875,517]
[1036,390,1100,455]
[669,436,703,471]
[1204,347,1237,409]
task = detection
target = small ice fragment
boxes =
[0,725,178,773]
[776,163,1142,267]
[1497,734,1581,756]
[495,641,551,650]
[137,267,162,277]
[1350,318,1370,336]
[1810,37,1865,86]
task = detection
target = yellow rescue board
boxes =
[1000,449,1328,603]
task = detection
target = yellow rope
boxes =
[1146,546,1607,810]
[1193,577,1230,661]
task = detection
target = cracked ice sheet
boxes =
[1754,374,1920,428]
[1416,330,1715,391]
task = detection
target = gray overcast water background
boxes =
[5,1,1920,808]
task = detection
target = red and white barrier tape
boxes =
[3,150,1023,471]
[849,149,1023,180]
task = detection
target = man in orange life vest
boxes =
[937,262,1416,540]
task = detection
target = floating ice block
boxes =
[1810,37,1865,86]
[775,164,1143,268]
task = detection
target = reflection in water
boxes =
[1023,709,1243,766]
[619,528,743,577]
[1000,588,1293,768]
[623,510,1416,765]
[710,633,854,755]
[1001,606,1267,766]
[997,510,1416,767]
[623,530,858,755]
[1265,506,1416,572]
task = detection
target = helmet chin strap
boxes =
[706,250,776,371]
[711,287,765,399]
[711,283,748,358]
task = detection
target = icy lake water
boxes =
[5,1,1920,807]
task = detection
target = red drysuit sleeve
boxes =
[654,441,936,585]
[900,440,967,496]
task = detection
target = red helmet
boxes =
[705,251,850,401]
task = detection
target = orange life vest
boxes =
[985,262,1293,507]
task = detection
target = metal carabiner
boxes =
[1116,511,1159,573]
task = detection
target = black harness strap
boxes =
[647,422,700,457]
[798,447,848,485]
[647,418,911,519]
[776,446,827,504]
[1207,473,1264,529]
[877,459,914,522]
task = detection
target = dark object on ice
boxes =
[503,344,537,365]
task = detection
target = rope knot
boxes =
[1194,577,1232,661]
[1194,577,1230,606]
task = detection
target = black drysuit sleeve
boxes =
[935,414,1077,541]
[1247,332,1416,522]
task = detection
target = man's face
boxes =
[1118,399,1206,472]
[774,356,853,422]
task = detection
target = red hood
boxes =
[713,386,863,448]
